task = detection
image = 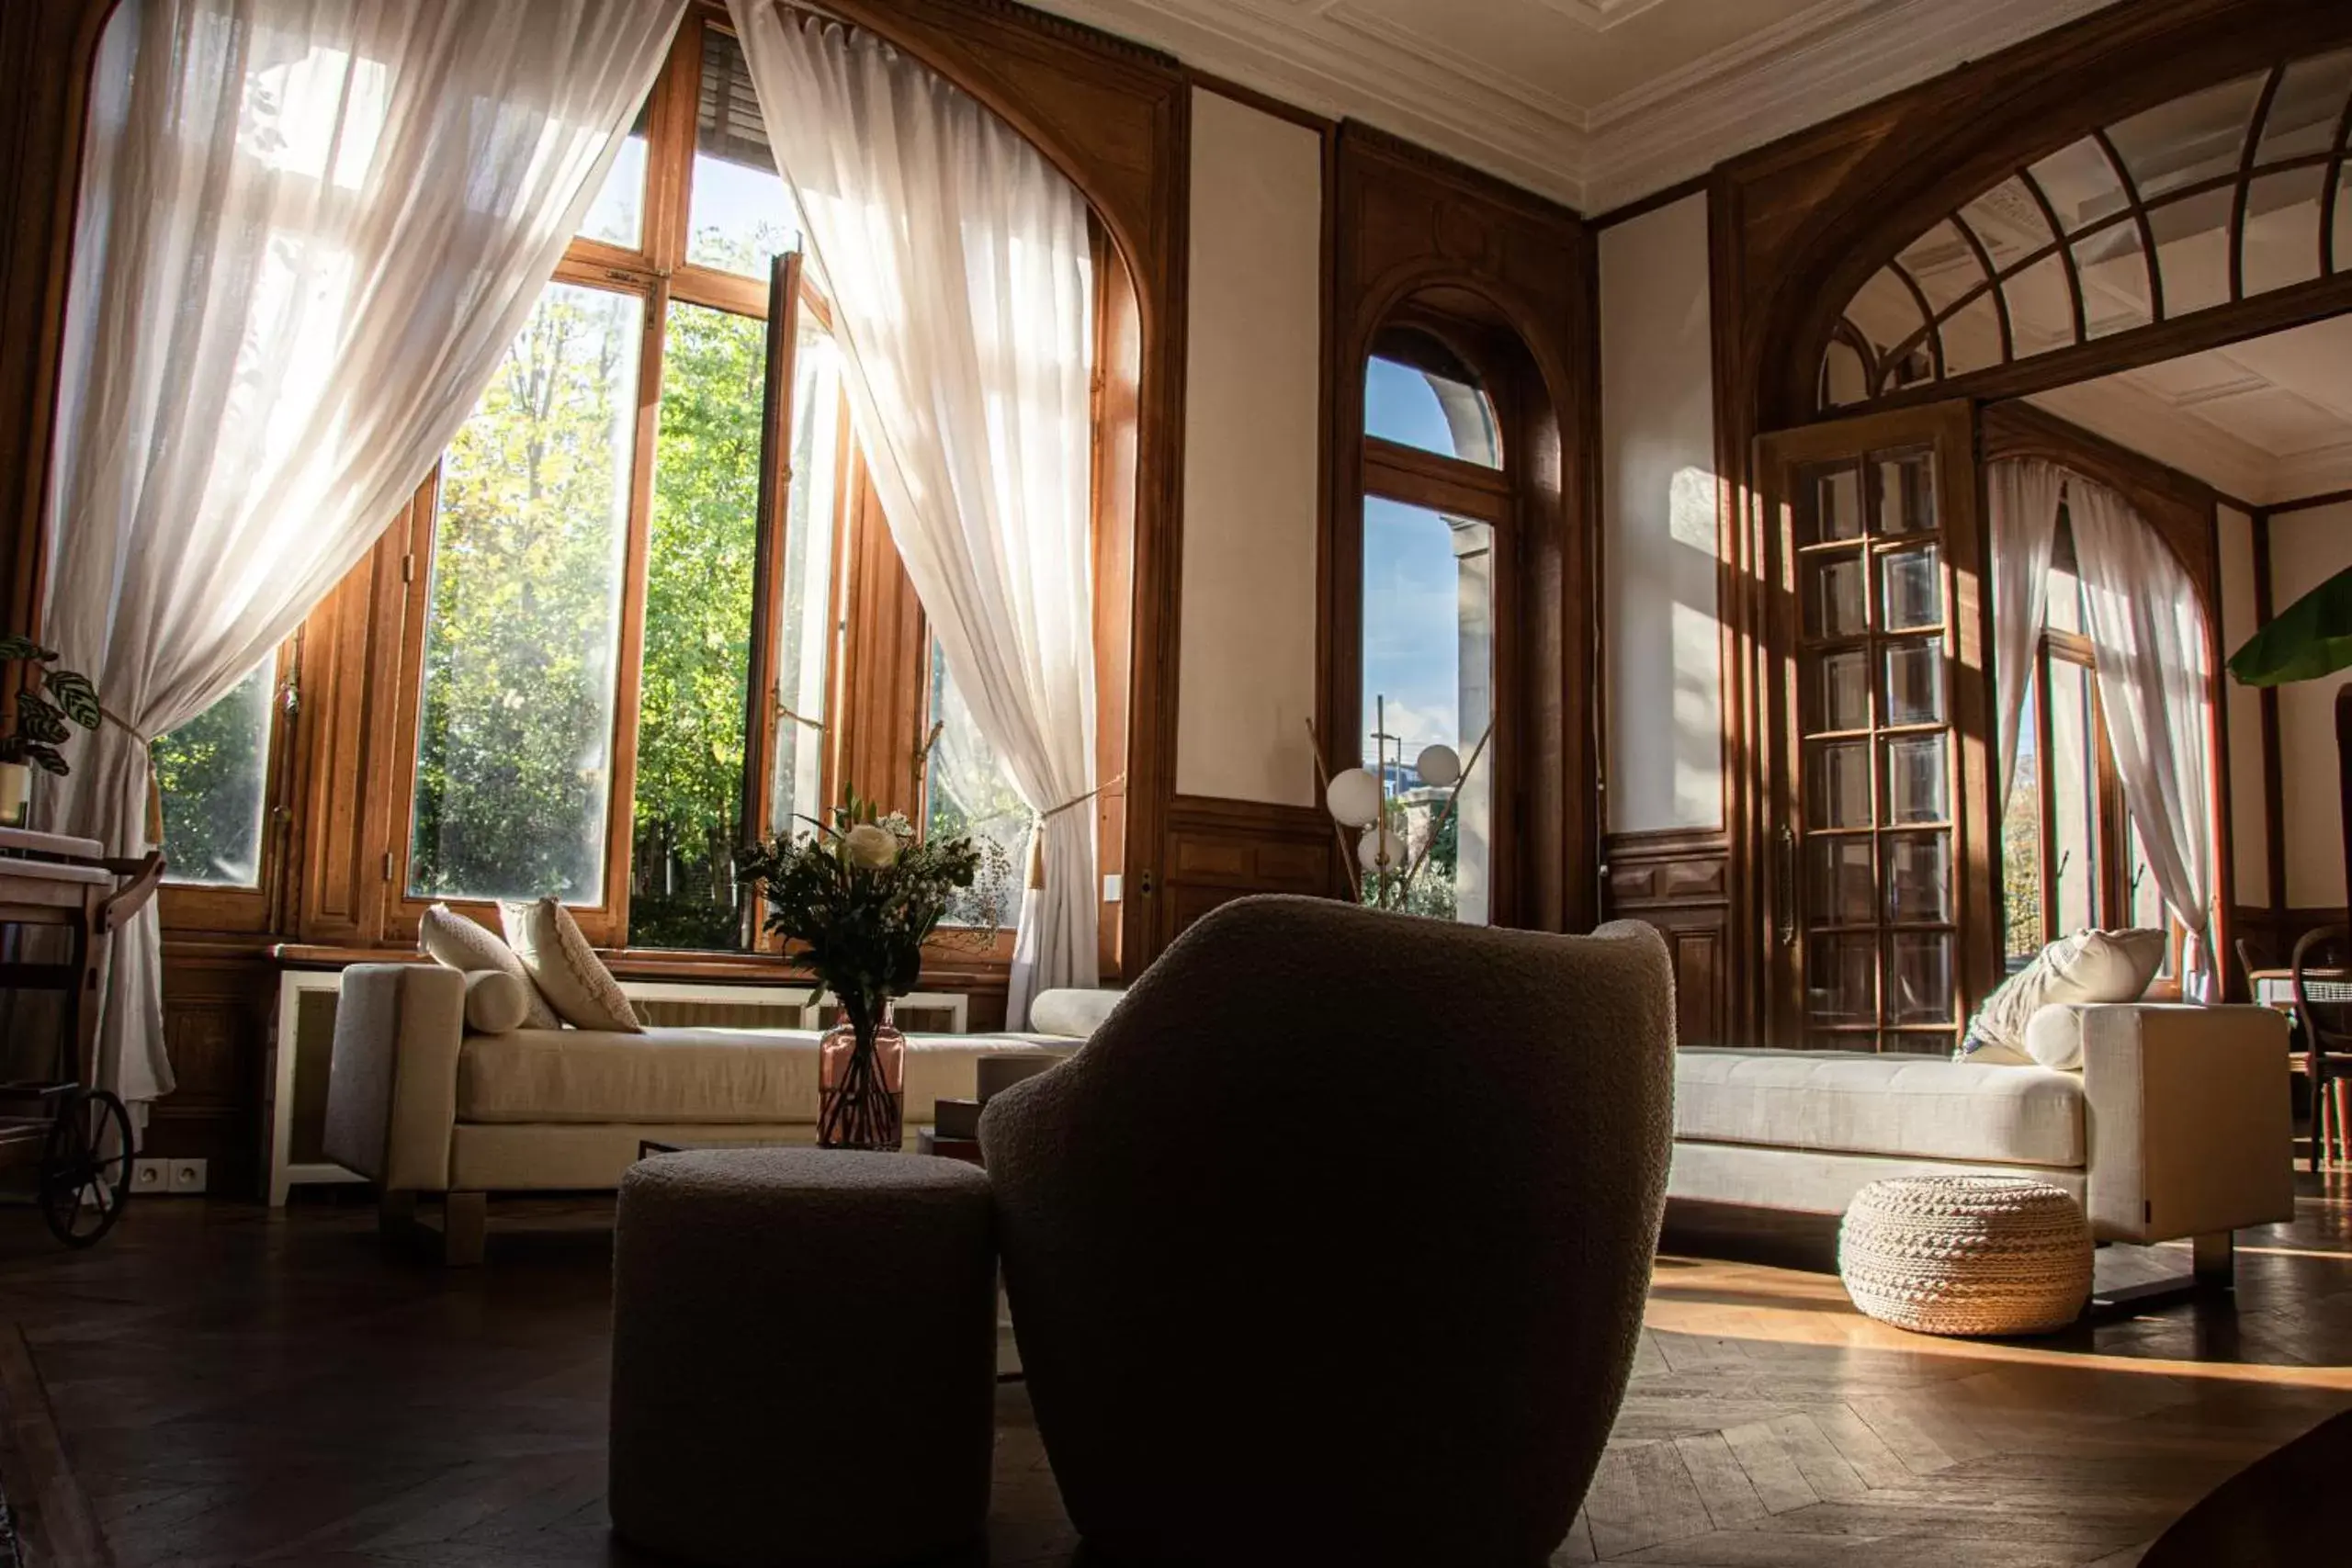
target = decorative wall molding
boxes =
[1025,0,2113,210]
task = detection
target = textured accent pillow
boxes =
[1959,928,2166,1066]
[418,903,561,1030]
[461,970,534,1034]
[499,897,640,1032]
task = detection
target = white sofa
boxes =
[1668,1003,2294,1277]
[322,963,1074,1262]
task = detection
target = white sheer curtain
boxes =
[1986,458,2064,807]
[40,0,683,1117]
[2068,479,2222,999]
[729,4,1099,1026]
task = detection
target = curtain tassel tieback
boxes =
[99,706,164,845]
[1025,774,1124,890]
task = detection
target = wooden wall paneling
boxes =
[822,0,1189,972]
[1158,795,1333,946]
[1602,827,1730,1047]
[151,940,273,1199]
[1327,124,1600,935]
[1708,0,2352,1042]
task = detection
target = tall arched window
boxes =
[1354,322,1510,924]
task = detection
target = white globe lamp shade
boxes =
[1356,823,1404,874]
[1325,767,1382,829]
[1415,743,1463,789]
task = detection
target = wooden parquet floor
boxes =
[3,1186,2352,1567]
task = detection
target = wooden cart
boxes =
[0,828,164,1246]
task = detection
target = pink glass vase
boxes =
[817,998,905,1150]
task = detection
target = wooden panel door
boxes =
[1758,402,1995,1053]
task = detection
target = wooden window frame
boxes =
[154,637,302,935]
[1347,322,1521,924]
[1821,46,2352,413]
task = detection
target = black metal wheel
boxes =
[39,1089,130,1248]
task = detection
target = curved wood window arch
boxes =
[1822,45,2352,411]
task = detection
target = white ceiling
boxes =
[1026,0,2118,211]
[2027,316,2352,506]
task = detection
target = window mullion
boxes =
[603,278,671,949]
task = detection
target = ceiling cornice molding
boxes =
[1577,0,2120,210]
[1024,0,2117,212]
[2026,379,2277,506]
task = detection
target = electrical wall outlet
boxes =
[131,1157,170,1194]
[167,1158,208,1195]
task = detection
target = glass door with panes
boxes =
[1758,402,1996,1054]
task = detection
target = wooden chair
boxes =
[2292,926,2352,1170]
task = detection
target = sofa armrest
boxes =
[2081,1003,2292,1245]
[322,964,468,1193]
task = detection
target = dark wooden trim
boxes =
[2267,486,2352,516]
[1187,71,1332,133]
[1589,173,1706,232]
[1845,272,2352,419]
[2253,508,2287,927]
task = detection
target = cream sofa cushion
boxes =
[1961,929,2165,1063]
[458,1026,1079,1126]
[500,897,639,1032]
[418,903,560,1030]
[462,1028,810,1124]
[1675,1048,2085,1168]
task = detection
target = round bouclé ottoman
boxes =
[1839,1175,2093,1337]
[609,1150,997,1568]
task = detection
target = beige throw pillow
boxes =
[1958,928,2166,1067]
[499,897,640,1032]
[418,903,561,1030]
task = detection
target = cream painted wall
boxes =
[1600,195,1722,833]
[1172,89,1324,807]
[2271,501,2352,909]
[2217,504,2268,909]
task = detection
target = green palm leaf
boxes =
[2230,564,2352,687]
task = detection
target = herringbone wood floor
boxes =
[5,1187,2351,1567]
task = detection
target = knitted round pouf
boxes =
[1839,1176,2092,1337]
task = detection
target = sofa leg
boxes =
[444,1191,488,1267]
[2192,1230,2234,1290]
[379,1190,417,1236]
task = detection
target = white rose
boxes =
[842,823,899,869]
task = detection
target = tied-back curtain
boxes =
[729,4,1099,1025]
[40,0,684,1116]
[1987,457,2064,807]
[2068,479,2221,1000]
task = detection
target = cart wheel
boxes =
[40,1089,130,1248]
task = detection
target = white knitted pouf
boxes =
[1838,1176,2093,1337]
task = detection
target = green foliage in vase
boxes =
[737,795,1010,1035]
[0,635,100,776]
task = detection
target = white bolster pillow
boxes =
[462,969,534,1035]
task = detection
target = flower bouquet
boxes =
[735,794,1004,1149]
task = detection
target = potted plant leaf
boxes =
[2228,563,2352,937]
[0,636,101,828]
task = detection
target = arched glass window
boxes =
[1364,326,1502,468]
[1823,45,2352,409]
